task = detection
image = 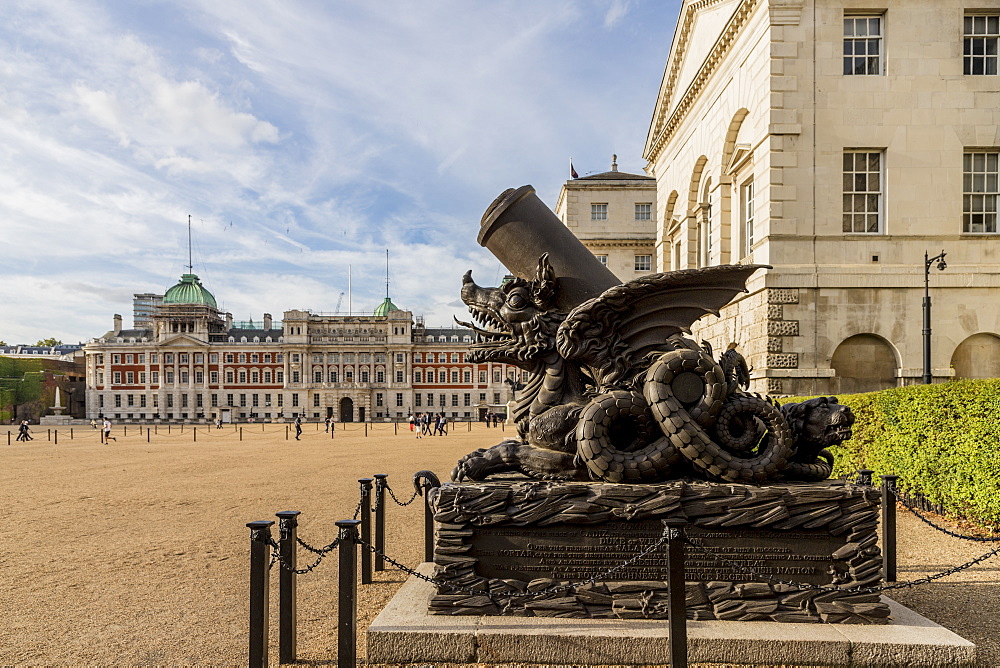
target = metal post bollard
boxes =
[881,475,899,582]
[240,427,243,442]
[358,479,373,584]
[857,469,874,486]
[47,428,51,441]
[373,474,388,571]
[423,480,435,562]
[394,422,398,435]
[663,518,688,668]
[147,429,150,443]
[286,425,289,440]
[193,427,197,442]
[54,430,58,445]
[276,510,301,664]
[71,427,73,439]
[246,520,274,668]
[335,519,361,667]
[365,422,369,437]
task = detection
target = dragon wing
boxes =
[556,265,768,385]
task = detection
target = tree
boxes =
[35,338,62,347]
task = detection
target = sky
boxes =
[0,0,682,344]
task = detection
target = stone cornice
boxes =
[645,0,759,163]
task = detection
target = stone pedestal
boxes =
[427,479,888,624]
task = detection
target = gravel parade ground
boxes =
[1,422,997,666]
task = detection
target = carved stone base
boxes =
[427,479,889,624]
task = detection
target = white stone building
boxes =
[644,0,1000,395]
[554,156,658,281]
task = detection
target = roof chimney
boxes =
[113,314,122,335]
[226,312,233,330]
[611,154,618,171]
[263,313,272,330]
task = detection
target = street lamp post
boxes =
[922,250,947,384]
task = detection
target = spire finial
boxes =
[611,154,618,171]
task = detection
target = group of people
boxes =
[409,412,448,437]
[88,417,116,443]
[482,413,504,427]
[15,419,32,441]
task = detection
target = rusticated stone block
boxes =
[767,304,783,319]
[767,353,798,368]
[767,337,783,353]
[767,288,799,304]
[768,320,800,336]
[766,378,785,394]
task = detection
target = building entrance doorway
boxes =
[340,397,354,422]
[358,407,366,422]
[326,406,334,420]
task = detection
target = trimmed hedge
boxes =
[787,379,1000,529]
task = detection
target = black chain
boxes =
[353,486,367,520]
[891,486,1000,542]
[684,535,1000,593]
[385,483,419,507]
[354,522,674,601]
[268,535,341,574]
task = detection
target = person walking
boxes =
[421,412,431,436]
[294,415,303,441]
[90,418,98,430]
[324,416,331,433]
[16,419,31,442]
[102,417,116,443]
[413,413,422,439]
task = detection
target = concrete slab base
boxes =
[367,564,976,667]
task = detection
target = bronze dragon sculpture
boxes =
[452,254,853,485]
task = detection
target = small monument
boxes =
[431,185,886,623]
[40,381,74,425]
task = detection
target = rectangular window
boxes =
[376,370,385,383]
[479,371,486,383]
[396,393,403,407]
[292,393,299,407]
[180,371,189,383]
[844,16,882,75]
[634,255,652,272]
[195,371,203,384]
[165,371,174,383]
[594,254,608,267]
[451,371,459,383]
[313,393,320,407]
[152,395,158,408]
[195,354,204,363]
[112,354,121,364]
[276,371,284,383]
[150,354,158,363]
[227,393,234,406]
[113,371,122,384]
[591,203,608,220]
[415,394,422,407]
[741,180,755,257]
[452,394,459,406]
[463,371,471,383]
[395,370,403,383]
[361,370,370,382]
[494,392,501,404]
[211,394,218,407]
[314,371,322,382]
[428,393,434,406]
[226,371,234,383]
[164,354,173,363]
[240,394,246,407]
[137,354,144,364]
[292,371,300,383]
[238,371,247,383]
[493,371,501,383]
[179,354,189,364]
[396,353,404,363]
[125,371,134,384]
[210,353,218,363]
[127,394,134,407]
[964,151,1000,233]
[464,393,471,406]
[181,394,188,408]
[196,394,203,408]
[139,372,146,384]
[225,353,234,363]
[842,151,883,233]
[166,395,172,408]
[965,15,1000,75]
[635,203,652,220]
[252,394,259,407]
[151,371,158,384]
[140,395,146,408]
[376,393,383,407]
[414,371,422,383]
[125,354,133,364]
[277,394,283,407]
[440,395,447,407]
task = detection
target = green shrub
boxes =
[785,379,1000,528]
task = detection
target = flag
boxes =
[570,159,578,179]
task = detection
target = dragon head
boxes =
[456,254,565,367]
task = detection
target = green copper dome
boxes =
[163,273,217,308]
[373,297,399,316]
